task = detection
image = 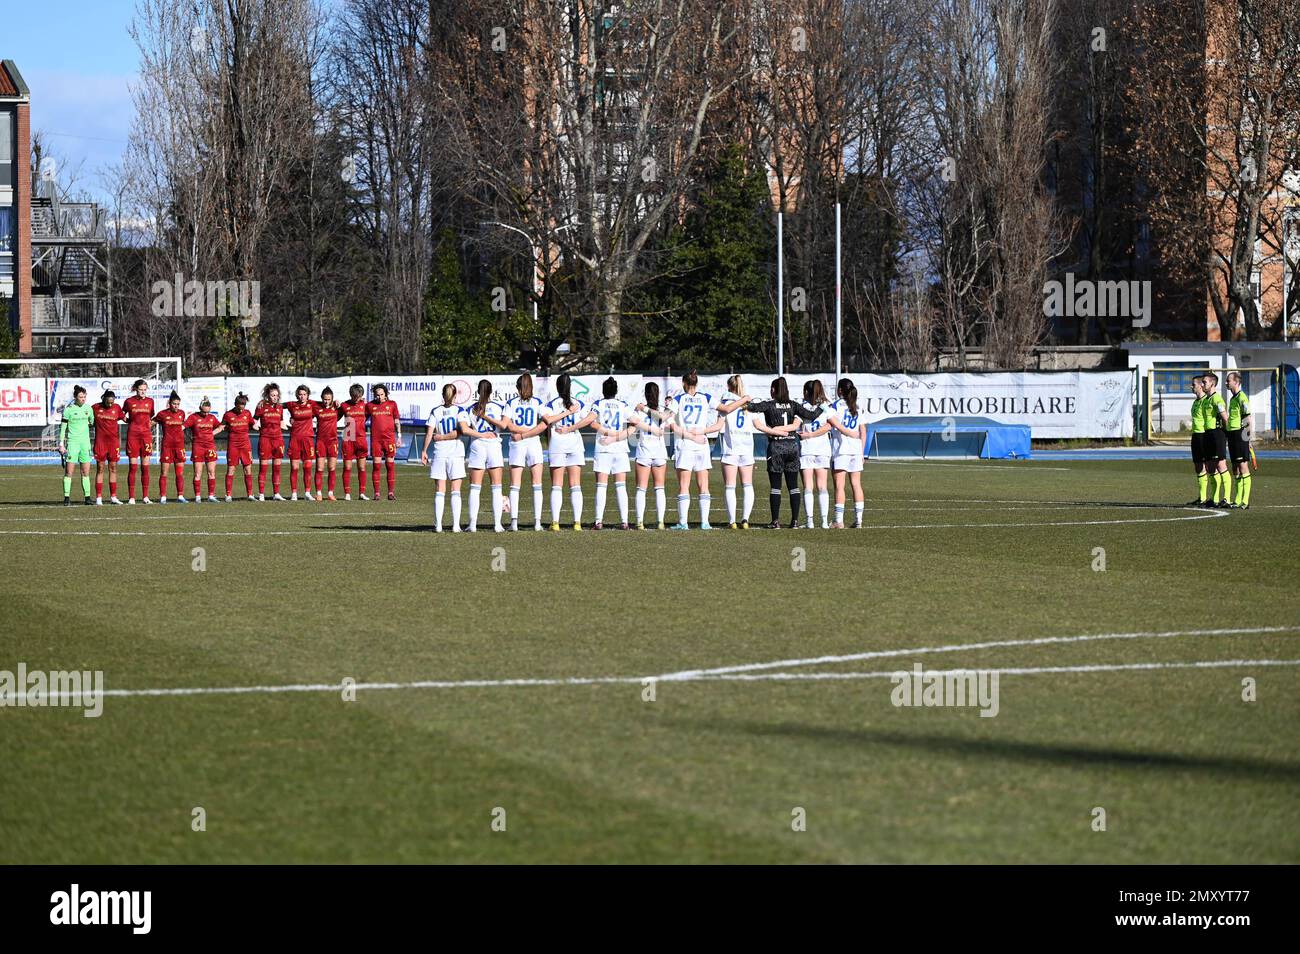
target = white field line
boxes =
[0,507,1228,536]
[654,625,1300,681]
[10,626,1298,705]
[708,659,1300,682]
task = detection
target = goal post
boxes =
[0,357,183,459]
[1145,365,1278,444]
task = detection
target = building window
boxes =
[1153,361,1209,394]
[0,111,12,188]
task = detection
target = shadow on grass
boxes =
[669,718,1300,781]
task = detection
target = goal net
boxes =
[1146,365,1280,443]
[0,357,182,460]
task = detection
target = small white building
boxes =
[1125,341,1300,440]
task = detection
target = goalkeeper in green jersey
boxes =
[1225,371,1253,509]
[59,386,95,505]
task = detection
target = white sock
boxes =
[804,489,814,527]
[835,503,845,525]
[700,493,712,524]
[724,484,737,523]
[636,486,646,524]
[550,486,562,523]
[678,494,691,525]
[450,490,462,528]
[615,481,628,523]
[491,484,503,528]
[532,484,543,525]
[570,487,583,525]
[509,486,520,524]
[819,490,830,527]
[742,483,754,521]
[468,484,482,530]
[656,487,666,523]
[855,501,865,525]
[594,483,607,523]
[435,491,445,529]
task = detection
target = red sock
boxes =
[142,464,151,496]
[95,475,103,497]
[208,475,216,497]
[193,477,201,498]
[227,472,235,496]
[328,470,336,493]
[314,469,322,493]
[342,465,351,494]
[127,462,136,498]
[386,460,396,495]
[175,469,184,495]
[272,461,282,493]
[258,463,267,493]
[109,481,116,497]
[159,469,167,497]
[290,468,298,493]
[372,462,381,496]
[244,471,253,496]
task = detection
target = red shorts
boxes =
[371,437,397,459]
[160,444,186,464]
[343,438,368,460]
[317,438,339,460]
[94,443,120,463]
[258,438,284,460]
[288,435,316,461]
[194,446,218,463]
[126,431,153,457]
[227,445,252,466]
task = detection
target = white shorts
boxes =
[800,454,830,471]
[721,452,755,467]
[508,438,544,468]
[674,443,712,472]
[429,455,466,481]
[833,454,863,473]
[466,439,504,470]
[593,448,631,475]
[635,455,667,468]
[548,447,585,468]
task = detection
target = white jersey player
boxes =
[463,380,507,532]
[666,371,721,529]
[796,379,834,528]
[632,382,671,529]
[544,373,589,530]
[420,383,468,531]
[502,373,549,530]
[572,378,646,529]
[717,375,761,528]
[828,377,867,529]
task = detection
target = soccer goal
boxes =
[0,356,182,461]
[1145,365,1281,443]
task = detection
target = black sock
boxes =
[786,472,801,523]
[769,489,782,523]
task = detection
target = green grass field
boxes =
[1,458,1297,863]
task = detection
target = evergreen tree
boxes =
[421,232,526,371]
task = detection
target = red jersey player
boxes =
[91,389,126,505]
[222,393,255,500]
[185,397,224,502]
[286,384,320,501]
[253,383,288,501]
[367,384,402,500]
[314,386,344,501]
[122,379,156,504]
[339,383,370,500]
[153,391,189,503]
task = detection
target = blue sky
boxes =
[5,1,139,200]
